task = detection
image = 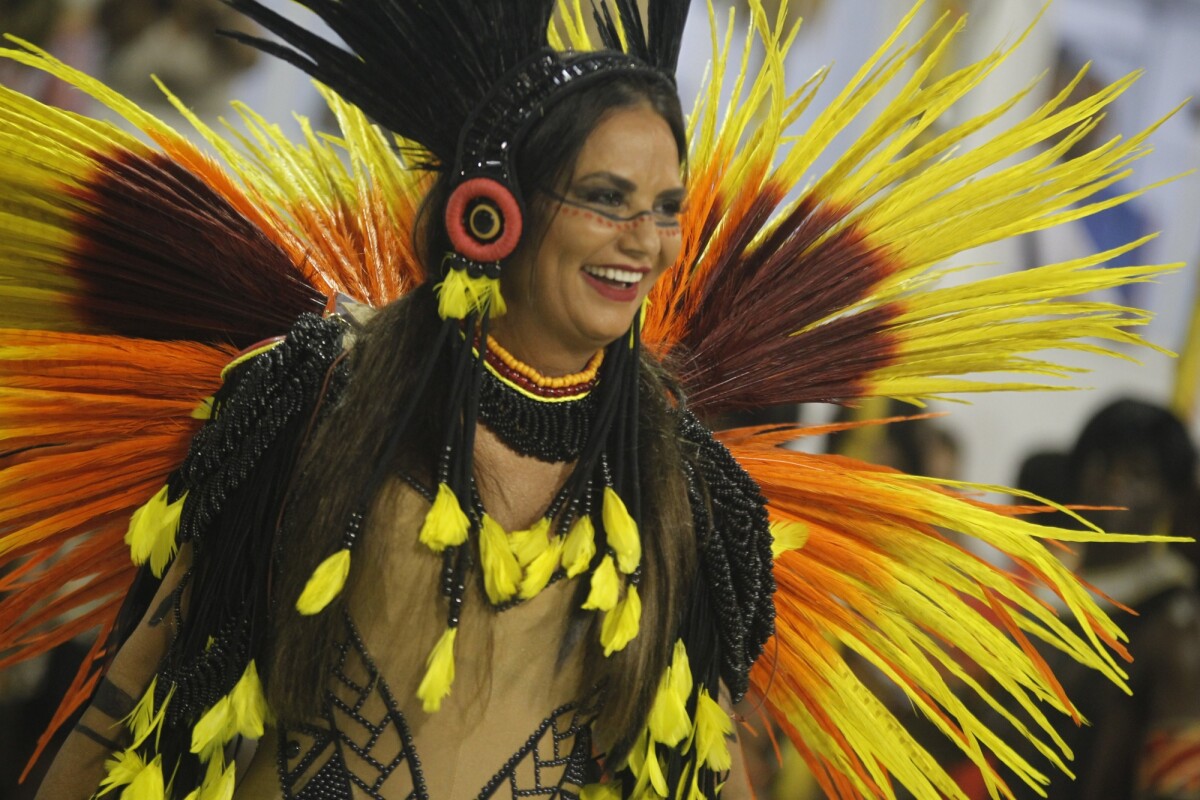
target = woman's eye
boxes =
[657,199,684,217]
[580,188,624,207]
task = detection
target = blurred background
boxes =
[2,0,1199,797]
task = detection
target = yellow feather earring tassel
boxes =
[436,269,506,320]
[602,487,641,574]
[600,584,642,656]
[125,485,186,577]
[417,627,458,713]
[418,483,470,552]
[582,554,620,611]
[480,514,521,603]
[295,548,351,615]
[560,514,596,577]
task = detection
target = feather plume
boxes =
[643,3,1177,413]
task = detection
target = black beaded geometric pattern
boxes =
[282,617,595,799]
[678,410,776,703]
[477,367,597,463]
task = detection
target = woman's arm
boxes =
[34,546,191,799]
[720,688,755,800]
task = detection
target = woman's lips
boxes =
[581,264,648,303]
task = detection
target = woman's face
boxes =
[492,103,685,374]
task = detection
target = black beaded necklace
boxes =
[476,335,603,463]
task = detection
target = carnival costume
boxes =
[0,0,1183,798]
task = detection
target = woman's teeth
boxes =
[584,265,641,286]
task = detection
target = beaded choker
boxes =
[478,335,603,462]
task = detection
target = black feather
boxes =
[225,0,559,164]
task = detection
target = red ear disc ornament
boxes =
[445,178,523,263]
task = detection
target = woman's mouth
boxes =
[582,265,645,302]
[584,265,644,287]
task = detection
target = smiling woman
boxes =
[0,0,1182,799]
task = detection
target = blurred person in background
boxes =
[1013,398,1200,799]
[0,0,98,110]
[95,0,258,123]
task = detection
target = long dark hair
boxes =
[267,69,694,757]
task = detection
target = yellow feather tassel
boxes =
[229,660,269,739]
[509,516,552,566]
[694,689,734,772]
[123,754,165,800]
[436,269,506,320]
[417,626,458,713]
[602,487,641,574]
[582,554,620,611]
[560,514,597,578]
[124,485,186,578]
[519,536,564,600]
[190,695,234,762]
[295,548,351,615]
[124,677,158,746]
[769,519,809,557]
[480,514,521,604]
[98,749,146,796]
[418,483,470,552]
[647,641,693,747]
[600,584,642,656]
[182,757,235,800]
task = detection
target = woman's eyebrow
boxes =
[574,171,636,192]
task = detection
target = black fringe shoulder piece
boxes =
[148,313,349,782]
[677,410,776,702]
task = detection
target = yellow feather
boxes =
[601,487,641,574]
[124,677,158,746]
[230,660,269,739]
[98,748,146,795]
[123,755,165,800]
[694,690,734,772]
[480,514,521,604]
[582,554,620,611]
[124,486,185,578]
[190,695,233,761]
[510,516,552,566]
[418,483,470,552]
[769,519,808,557]
[295,548,351,615]
[560,514,597,578]
[436,270,505,320]
[519,536,564,600]
[600,584,642,656]
[647,663,690,746]
[416,627,458,713]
